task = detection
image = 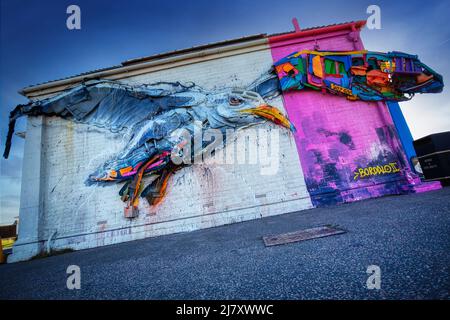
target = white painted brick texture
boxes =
[14,48,313,258]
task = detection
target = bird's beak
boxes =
[240,105,296,132]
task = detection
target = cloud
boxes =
[400,94,450,139]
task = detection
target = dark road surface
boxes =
[1,188,449,300]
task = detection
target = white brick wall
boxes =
[10,47,312,261]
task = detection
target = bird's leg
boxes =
[141,169,175,206]
[123,154,160,218]
[119,180,131,202]
[123,151,174,218]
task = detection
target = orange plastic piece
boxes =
[282,63,295,73]
[351,66,368,76]
[275,65,284,74]
[124,153,161,216]
[366,70,389,86]
[119,166,132,175]
[152,172,173,206]
[416,73,434,84]
[312,55,324,78]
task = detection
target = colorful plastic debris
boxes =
[274,50,444,101]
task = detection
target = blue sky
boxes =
[1,0,449,224]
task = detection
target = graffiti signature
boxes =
[353,162,401,180]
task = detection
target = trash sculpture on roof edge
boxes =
[274,50,443,101]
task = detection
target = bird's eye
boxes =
[229,96,243,106]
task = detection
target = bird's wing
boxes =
[3,80,206,158]
[118,108,194,160]
[88,108,196,182]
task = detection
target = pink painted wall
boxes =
[269,30,415,206]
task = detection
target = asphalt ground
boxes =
[1,187,449,300]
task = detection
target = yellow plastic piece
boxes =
[293,50,367,57]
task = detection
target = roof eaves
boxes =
[121,34,267,66]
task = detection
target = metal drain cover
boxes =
[263,226,346,247]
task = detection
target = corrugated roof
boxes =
[21,20,363,91]
[122,34,266,66]
[22,34,267,90]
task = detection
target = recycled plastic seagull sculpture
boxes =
[3,72,291,218]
